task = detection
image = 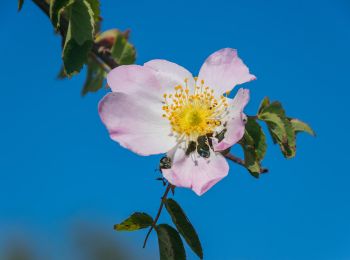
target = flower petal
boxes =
[144,59,195,93]
[98,92,177,156]
[162,148,229,196]
[107,65,162,101]
[198,48,256,95]
[213,88,250,151]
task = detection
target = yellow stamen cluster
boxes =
[162,78,229,139]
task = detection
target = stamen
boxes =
[161,77,229,143]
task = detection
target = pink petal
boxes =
[144,59,195,93]
[107,65,162,101]
[98,92,177,156]
[213,88,250,151]
[162,148,229,196]
[198,48,256,95]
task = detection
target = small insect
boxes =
[215,128,227,142]
[197,135,207,145]
[185,141,197,156]
[197,135,210,158]
[159,156,172,170]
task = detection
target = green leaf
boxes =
[242,146,261,178]
[281,117,296,158]
[240,138,261,178]
[18,0,24,11]
[50,0,71,28]
[239,117,267,177]
[85,0,100,22]
[62,0,95,76]
[260,101,285,117]
[114,212,153,231]
[66,0,95,45]
[258,101,296,158]
[290,118,315,136]
[156,224,186,260]
[63,40,93,76]
[165,199,203,259]
[111,31,136,65]
[50,0,99,28]
[258,96,270,114]
[259,112,284,145]
[245,117,267,161]
[81,57,106,95]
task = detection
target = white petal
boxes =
[213,88,250,151]
[98,92,177,156]
[162,148,229,196]
[107,64,163,102]
[198,48,256,95]
[144,59,196,94]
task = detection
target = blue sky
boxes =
[1,0,350,259]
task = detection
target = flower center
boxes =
[186,109,203,125]
[162,78,229,141]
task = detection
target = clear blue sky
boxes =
[1,0,350,259]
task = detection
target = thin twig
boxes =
[143,184,172,248]
[224,153,245,166]
[91,43,118,70]
[89,52,111,72]
[224,153,268,174]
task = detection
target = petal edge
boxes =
[198,48,255,95]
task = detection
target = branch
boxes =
[143,184,172,248]
[31,0,267,173]
[224,153,268,174]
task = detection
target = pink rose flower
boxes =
[98,48,255,195]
